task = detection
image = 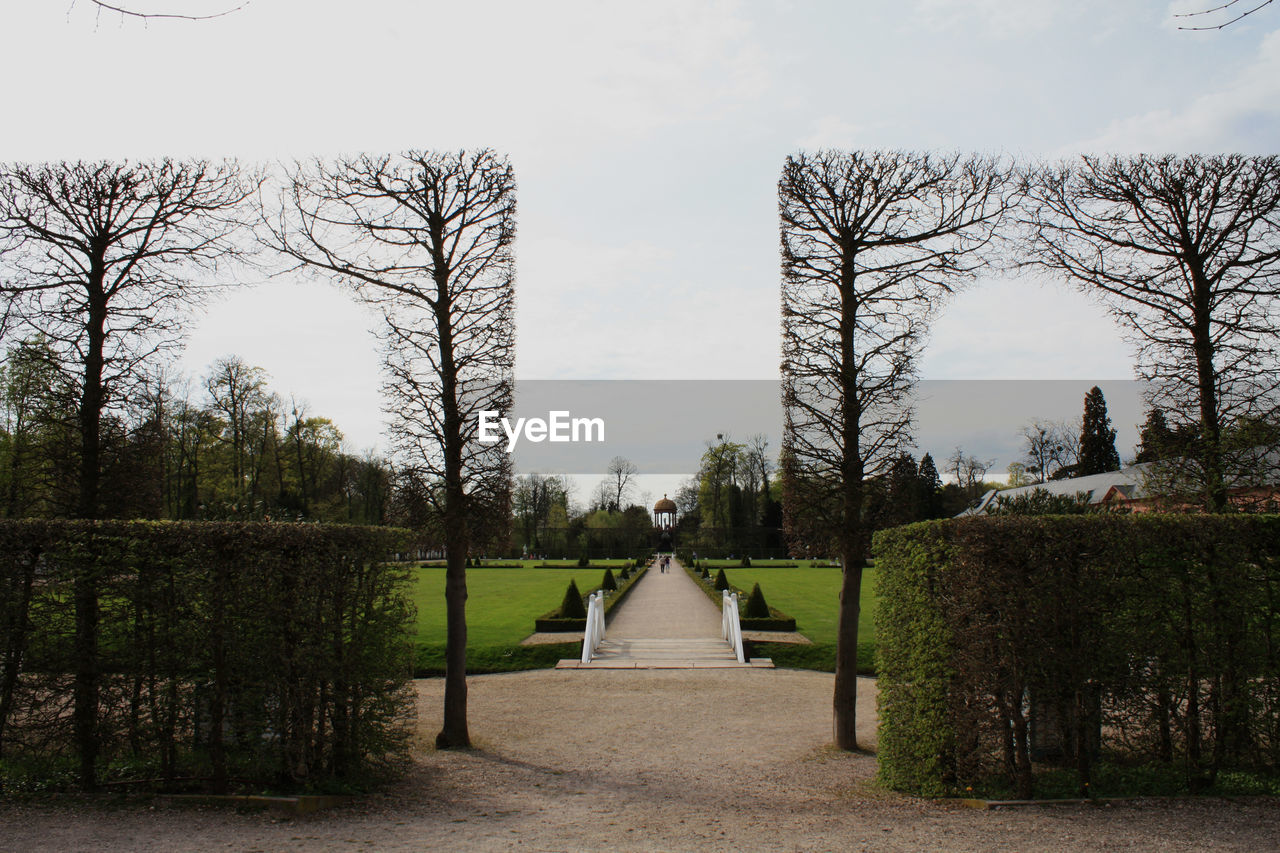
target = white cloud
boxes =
[909,0,1062,38]
[1077,27,1280,152]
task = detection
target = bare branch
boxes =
[1174,0,1274,30]
[79,0,248,22]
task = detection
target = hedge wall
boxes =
[534,561,650,632]
[874,515,1280,799]
[0,520,414,793]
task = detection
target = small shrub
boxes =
[601,568,618,591]
[559,579,587,619]
[701,566,710,579]
[619,566,630,580]
[713,568,729,591]
[740,554,752,568]
[577,549,590,567]
[744,582,770,618]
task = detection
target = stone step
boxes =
[557,658,774,670]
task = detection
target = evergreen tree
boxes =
[1134,407,1175,463]
[1078,386,1120,475]
[916,453,945,519]
[881,452,920,528]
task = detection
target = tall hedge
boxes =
[874,515,1280,798]
[0,520,415,792]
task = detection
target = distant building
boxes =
[960,453,1280,516]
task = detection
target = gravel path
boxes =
[606,558,722,639]
[4,668,1279,851]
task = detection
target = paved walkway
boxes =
[558,558,772,669]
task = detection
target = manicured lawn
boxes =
[713,565,878,645]
[410,566,612,647]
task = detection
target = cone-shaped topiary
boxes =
[745,582,770,618]
[701,566,710,579]
[740,554,751,568]
[560,579,587,619]
[714,568,730,591]
[601,567,618,591]
[619,566,630,580]
[577,549,590,567]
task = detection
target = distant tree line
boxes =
[0,341,392,523]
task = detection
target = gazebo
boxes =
[653,494,677,529]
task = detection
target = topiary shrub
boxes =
[619,566,630,580]
[559,579,587,619]
[745,582,770,618]
[701,566,710,579]
[577,549,589,567]
[740,554,752,567]
[714,568,730,591]
[601,567,618,591]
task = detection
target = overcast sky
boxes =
[3,1,1278,496]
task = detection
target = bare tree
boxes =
[1023,154,1280,510]
[946,446,995,501]
[272,150,516,749]
[0,158,255,788]
[740,433,773,525]
[1019,419,1077,483]
[779,150,1013,750]
[605,455,638,511]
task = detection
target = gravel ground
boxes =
[3,669,1279,851]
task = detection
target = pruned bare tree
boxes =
[271,150,516,749]
[779,150,1014,750]
[1022,154,1280,510]
[0,157,256,789]
[0,159,256,520]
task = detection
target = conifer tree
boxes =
[917,453,945,519]
[1078,386,1121,475]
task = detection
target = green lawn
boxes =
[410,566,610,647]
[715,565,877,645]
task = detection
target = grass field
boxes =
[708,565,877,645]
[699,564,878,674]
[409,566,618,647]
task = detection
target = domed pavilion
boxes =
[653,494,677,529]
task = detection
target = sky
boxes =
[3,1,1279,501]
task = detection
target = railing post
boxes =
[722,589,746,664]
[581,591,607,664]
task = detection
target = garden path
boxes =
[558,558,771,668]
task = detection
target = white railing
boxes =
[580,591,607,663]
[722,589,746,663]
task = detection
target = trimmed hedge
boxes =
[534,562,650,632]
[683,563,797,632]
[0,520,414,793]
[874,515,1280,799]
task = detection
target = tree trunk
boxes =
[73,271,107,790]
[1189,274,1227,512]
[833,551,863,749]
[433,242,471,750]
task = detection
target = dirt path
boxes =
[3,668,1279,851]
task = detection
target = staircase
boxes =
[560,637,769,669]
[556,559,773,669]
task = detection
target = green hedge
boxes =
[682,562,798,632]
[534,562,650,632]
[874,515,1280,799]
[0,520,414,794]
